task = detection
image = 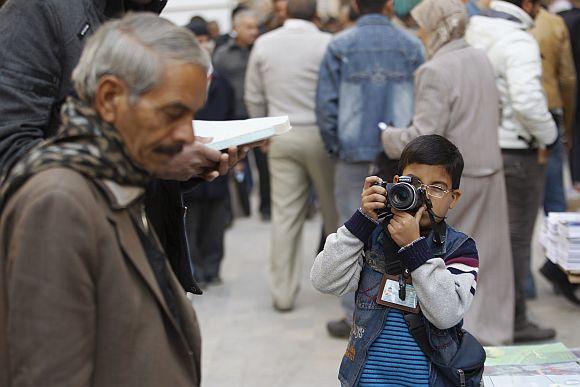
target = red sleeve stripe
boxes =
[444,257,479,268]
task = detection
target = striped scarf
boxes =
[0,97,150,210]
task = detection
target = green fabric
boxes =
[394,0,422,18]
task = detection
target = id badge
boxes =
[376,274,420,314]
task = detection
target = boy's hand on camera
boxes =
[387,206,426,247]
[361,176,386,221]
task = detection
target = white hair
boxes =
[72,13,211,105]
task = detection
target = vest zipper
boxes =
[458,369,466,387]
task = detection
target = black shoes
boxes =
[539,261,580,306]
[327,318,351,339]
[514,321,556,343]
[260,210,271,222]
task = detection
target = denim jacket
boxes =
[339,224,470,387]
[315,14,424,162]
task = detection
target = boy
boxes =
[311,135,480,386]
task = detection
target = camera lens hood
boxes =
[388,182,418,212]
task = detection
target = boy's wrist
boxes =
[344,209,379,246]
[358,208,379,225]
[397,237,432,272]
[398,236,425,252]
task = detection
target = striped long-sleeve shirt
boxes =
[310,209,479,330]
[358,309,430,387]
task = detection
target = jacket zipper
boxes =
[458,369,466,387]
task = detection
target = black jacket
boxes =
[0,0,200,293]
[186,72,235,200]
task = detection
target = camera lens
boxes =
[389,183,416,211]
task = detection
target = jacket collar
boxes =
[434,38,469,59]
[356,14,392,27]
[283,18,320,31]
[489,0,535,29]
[101,179,145,209]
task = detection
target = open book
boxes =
[193,116,292,150]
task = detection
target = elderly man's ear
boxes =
[94,75,130,124]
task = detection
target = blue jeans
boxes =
[543,113,566,214]
[335,160,371,324]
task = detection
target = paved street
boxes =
[192,209,580,387]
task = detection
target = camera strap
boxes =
[424,197,446,246]
[374,222,420,313]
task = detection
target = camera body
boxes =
[374,175,426,216]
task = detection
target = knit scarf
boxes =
[0,97,150,210]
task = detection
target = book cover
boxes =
[193,116,292,150]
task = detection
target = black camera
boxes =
[374,175,426,216]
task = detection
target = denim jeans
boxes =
[543,112,566,214]
[335,160,372,323]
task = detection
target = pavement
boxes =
[191,209,580,387]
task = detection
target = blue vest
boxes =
[339,224,469,387]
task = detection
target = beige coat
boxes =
[531,8,577,139]
[0,168,201,387]
[382,39,515,345]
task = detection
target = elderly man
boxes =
[214,10,272,220]
[0,14,209,386]
[0,0,247,297]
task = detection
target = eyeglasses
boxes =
[420,184,453,199]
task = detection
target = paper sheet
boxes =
[193,116,291,150]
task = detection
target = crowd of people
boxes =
[189,0,579,345]
[0,0,580,385]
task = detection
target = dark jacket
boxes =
[187,72,235,200]
[0,0,199,293]
[213,40,252,120]
[0,0,163,171]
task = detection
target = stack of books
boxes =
[541,212,580,272]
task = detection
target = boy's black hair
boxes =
[398,135,464,189]
[357,0,388,15]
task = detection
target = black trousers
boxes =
[254,147,271,215]
[503,151,546,328]
[183,196,229,282]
